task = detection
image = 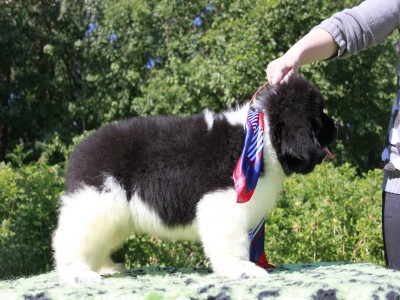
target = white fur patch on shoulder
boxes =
[222,104,248,126]
[204,109,215,131]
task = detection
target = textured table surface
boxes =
[1,262,400,300]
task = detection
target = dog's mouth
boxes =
[322,147,334,159]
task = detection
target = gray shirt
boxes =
[314,0,400,192]
[315,0,400,59]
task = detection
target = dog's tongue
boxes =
[323,147,334,159]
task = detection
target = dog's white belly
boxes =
[128,181,284,243]
[129,194,200,241]
[127,167,285,242]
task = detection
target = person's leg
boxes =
[382,191,400,270]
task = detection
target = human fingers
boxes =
[279,69,295,84]
[266,58,291,85]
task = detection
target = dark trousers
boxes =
[383,191,400,270]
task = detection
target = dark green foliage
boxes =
[0,0,87,162]
[1,0,397,171]
[121,236,209,269]
[0,148,64,278]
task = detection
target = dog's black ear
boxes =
[278,124,321,175]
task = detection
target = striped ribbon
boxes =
[233,107,265,203]
[249,218,274,268]
[233,81,273,269]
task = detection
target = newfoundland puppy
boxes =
[53,76,337,283]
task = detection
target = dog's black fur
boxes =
[66,114,244,227]
[263,77,337,175]
[65,77,337,228]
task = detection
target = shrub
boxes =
[265,163,384,266]
[0,148,64,279]
[121,236,208,270]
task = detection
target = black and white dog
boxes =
[52,76,337,283]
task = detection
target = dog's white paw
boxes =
[238,261,269,279]
[216,261,269,280]
[75,271,102,283]
[99,262,126,275]
[60,270,102,284]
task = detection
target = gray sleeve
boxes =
[314,0,400,59]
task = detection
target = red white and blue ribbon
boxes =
[233,107,265,203]
[249,218,274,268]
[233,81,274,268]
[234,109,272,267]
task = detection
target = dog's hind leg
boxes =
[52,178,133,283]
[196,189,269,279]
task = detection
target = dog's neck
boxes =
[222,103,284,176]
[260,109,284,176]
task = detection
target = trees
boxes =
[0,0,86,162]
[1,0,397,171]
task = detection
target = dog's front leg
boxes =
[196,190,269,279]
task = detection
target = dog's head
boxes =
[255,76,337,175]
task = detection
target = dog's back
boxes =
[65,113,245,226]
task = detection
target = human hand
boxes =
[266,54,300,85]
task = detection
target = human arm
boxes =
[267,0,400,85]
[266,28,338,85]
